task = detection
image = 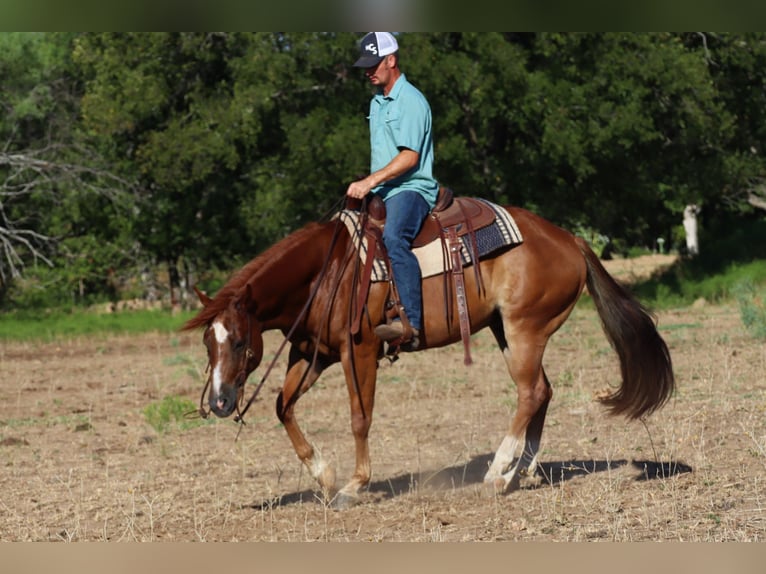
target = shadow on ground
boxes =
[248,453,693,509]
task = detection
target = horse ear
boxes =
[235,282,258,314]
[193,285,213,307]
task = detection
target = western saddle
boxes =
[349,187,497,365]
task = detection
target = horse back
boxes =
[480,206,588,310]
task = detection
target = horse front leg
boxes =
[332,342,380,509]
[276,347,337,499]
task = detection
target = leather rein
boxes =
[193,196,353,430]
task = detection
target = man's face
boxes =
[365,54,395,88]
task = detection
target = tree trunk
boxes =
[167,256,181,314]
[683,204,700,256]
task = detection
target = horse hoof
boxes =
[518,473,542,489]
[330,492,359,510]
[481,477,508,497]
[482,474,519,496]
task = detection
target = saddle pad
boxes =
[336,199,523,282]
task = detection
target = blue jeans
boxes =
[381,191,430,331]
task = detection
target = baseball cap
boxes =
[353,32,399,68]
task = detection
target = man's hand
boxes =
[346,149,419,199]
[346,178,374,199]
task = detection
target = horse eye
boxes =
[233,340,245,351]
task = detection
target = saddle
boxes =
[349,187,496,365]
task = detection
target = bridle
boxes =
[194,309,259,422]
[192,196,352,431]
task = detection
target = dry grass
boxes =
[1,286,765,541]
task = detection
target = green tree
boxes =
[511,33,730,247]
[74,32,367,300]
[5,32,766,311]
[693,33,766,214]
[74,33,257,302]
[0,32,134,307]
[382,33,733,250]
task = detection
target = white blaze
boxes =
[211,320,229,394]
[212,320,229,344]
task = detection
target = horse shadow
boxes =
[247,454,693,510]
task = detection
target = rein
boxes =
[197,196,349,430]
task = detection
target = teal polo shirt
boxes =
[368,74,439,209]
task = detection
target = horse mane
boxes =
[182,221,326,331]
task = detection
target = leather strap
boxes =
[351,223,381,335]
[457,200,485,296]
[446,226,473,365]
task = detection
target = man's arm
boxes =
[346,149,419,199]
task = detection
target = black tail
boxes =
[575,237,674,419]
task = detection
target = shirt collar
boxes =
[377,73,407,100]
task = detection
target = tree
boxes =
[382,33,733,249]
[5,32,766,310]
[510,33,733,247]
[0,33,134,306]
[74,32,366,300]
[73,33,255,302]
[692,33,766,215]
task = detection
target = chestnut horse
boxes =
[183,205,674,507]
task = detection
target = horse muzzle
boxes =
[209,383,240,418]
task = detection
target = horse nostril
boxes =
[210,385,237,417]
[210,394,227,414]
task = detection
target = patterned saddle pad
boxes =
[336,198,523,281]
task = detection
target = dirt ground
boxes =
[1,254,765,542]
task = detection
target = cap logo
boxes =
[364,42,377,55]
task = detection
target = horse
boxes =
[182,203,674,508]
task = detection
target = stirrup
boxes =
[375,320,419,343]
[379,297,419,350]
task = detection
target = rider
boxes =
[345,32,439,350]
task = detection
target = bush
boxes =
[734,280,766,340]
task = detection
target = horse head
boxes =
[196,283,264,418]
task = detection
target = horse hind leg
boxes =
[484,317,552,493]
[485,365,552,493]
[514,371,551,486]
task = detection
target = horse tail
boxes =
[575,237,674,419]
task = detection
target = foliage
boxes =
[640,213,766,307]
[633,214,766,308]
[734,280,766,340]
[2,33,766,311]
[573,225,610,257]
[0,32,135,306]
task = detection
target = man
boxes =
[346,32,439,350]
